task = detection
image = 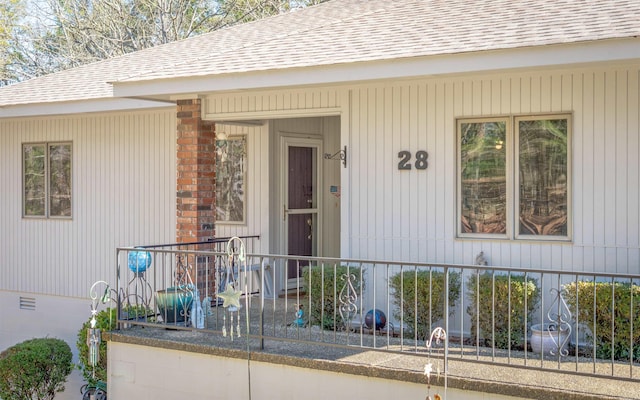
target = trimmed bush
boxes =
[77,308,117,385]
[302,265,365,330]
[390,269,461,340]
[467,272,539,349]
[0,338,73,400]
[563,281,640,361]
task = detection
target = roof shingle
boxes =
[1,0,638,107]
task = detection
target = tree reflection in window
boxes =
[49,143,72,217]
[518,118,568,236]
[460,120,507,234]
[215,136,246,224]
[23,142,72,218]
[23,144,46,216]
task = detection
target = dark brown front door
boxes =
[283,139,320,285]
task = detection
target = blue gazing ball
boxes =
[128,251,152,273]
[364,309,386,330]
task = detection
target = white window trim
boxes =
[22,141,73,220]
[215,135,247,225]
[456,114,571,242]
[514,114,572,241]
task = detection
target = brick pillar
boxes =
[176,98,215,243]
[176,99,216,298]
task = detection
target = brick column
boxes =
[176,98,215,243]
[176,99,217,299]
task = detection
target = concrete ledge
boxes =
[106,328,640,400]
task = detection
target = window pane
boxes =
[49,143,72,217]
[23,144,46,216]
[460,121,507,234]
[215,136,246,223]
[518,118,568,236]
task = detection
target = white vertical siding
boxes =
[322,116,342,258]
[205,88,341,116]
[213,123,270,254]
[0,109,176,297]
[200,64,640,274]
[347,64,640,273]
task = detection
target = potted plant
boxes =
[155,285,194,324]
[530,322,570,356]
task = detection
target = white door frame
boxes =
[280,136,324,287]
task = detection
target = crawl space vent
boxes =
[19,296,36,311]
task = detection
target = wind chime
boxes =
[87,281,111,379]
[216,237,247,340]
[424,327,447,400]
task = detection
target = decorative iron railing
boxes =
[115,238,640,382]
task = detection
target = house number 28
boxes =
[397,150,428,170]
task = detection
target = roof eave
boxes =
[0,97,173,119]
[112,37,640,100]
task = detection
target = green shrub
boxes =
[390,269,461,340]
[467,272,540,349]
[563,280,640,361]
[77,308,117,385]
[302,265,365,330]
[0,338,73,400]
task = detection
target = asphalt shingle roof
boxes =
[1,0,639,107]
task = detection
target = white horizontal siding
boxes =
[0,109,177,298]
[347,64,640,274]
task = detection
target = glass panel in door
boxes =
[286,145,318,282]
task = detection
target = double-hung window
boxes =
[458,115,570,240]
[22,142,73,218]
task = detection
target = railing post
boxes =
[116,249,122,330]
[444,266,449,375]
[260,256,265,350]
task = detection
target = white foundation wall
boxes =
[0,291,88,359]
[108,341,518,400]
[0,290,91,399]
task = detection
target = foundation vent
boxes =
[19,296,36,311]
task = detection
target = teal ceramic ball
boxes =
[128,251,152,273]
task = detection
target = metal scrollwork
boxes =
[546,288,572,357]
[87,281,112,379]
[124,251,153,310]
[338,272,358,330]
[425,327,447,352]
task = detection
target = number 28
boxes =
[398,150,428,170]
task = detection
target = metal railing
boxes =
[115,239,640,382]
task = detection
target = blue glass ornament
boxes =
[128,250,152,273]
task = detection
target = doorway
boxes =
[281,137,322,287]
